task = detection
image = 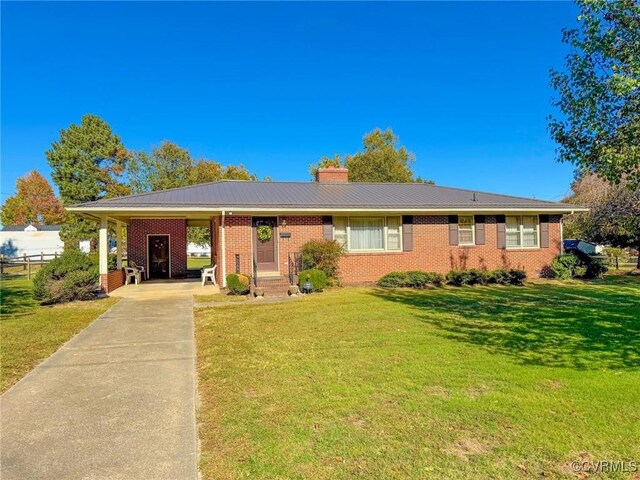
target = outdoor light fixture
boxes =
[281,218,287,227]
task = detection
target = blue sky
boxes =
[2,1,577,202]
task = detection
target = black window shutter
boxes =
[474,215,485,245]
[496,215,506,249]
[540,214,549,248]
[448,215,458,246]
[402,215,413,251]
[322,216,333,241]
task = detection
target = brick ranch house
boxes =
[68,167,587,293]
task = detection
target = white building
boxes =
[0,224,65,257]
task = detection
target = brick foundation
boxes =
[100,269,125,293]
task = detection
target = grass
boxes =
[194,292,249,304]
[195,275,640,479]
[0,275,118,393]
[188,257,212,269]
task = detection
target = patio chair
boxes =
[124,266,142,285]
[130,261,146,280]
[201,265,217,286]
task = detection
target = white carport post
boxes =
[115,220,123,269]
[99,215,109,276]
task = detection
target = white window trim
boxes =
[333,216,403,253]
[505,215,540,250]
[458,215,475,246]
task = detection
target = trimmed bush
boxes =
[508,269,527,286]
[226,273,251,295]
[467,269,490,285]
[33,250,99,304]
[551,251,607,279]
[446,270,472,286]
[300,239,345,281]
[377,271,443,288]
[488,269,510,285]
[377,272,409,288]
[298,269,327,292]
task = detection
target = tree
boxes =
[127,141,258,247]
[309,128,432,183]
[128,141,193,193]
[563,173,640,268]
[549,0,640,188]
[0,170,65,225]
[46,114,129,246]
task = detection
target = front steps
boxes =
[251,275,293,297]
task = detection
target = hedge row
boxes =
[377,268,526,288]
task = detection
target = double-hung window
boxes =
[458,216,475,245]
[506,215,539,248]
[333,216,402,252]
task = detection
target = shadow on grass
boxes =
[0,275,37,318]
[369,277,640,370]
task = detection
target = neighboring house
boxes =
[563,239,603,255]
[68,167,588,293]
[187,242,211,257]
[0,224,64,257]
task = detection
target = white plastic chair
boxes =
[124,266,141,285]
[201,265,217,286]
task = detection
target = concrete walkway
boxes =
[1,293,198,480]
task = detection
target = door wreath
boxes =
[256,224,273,242]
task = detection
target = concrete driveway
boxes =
[1,292,199,480]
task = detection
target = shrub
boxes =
[300,240,345,281]
[446,270,472,287]
[377,271,444,288]
[551,251,607,279]
[226,273,250,295]
[298,269,328,292]
[488,268,510,285]
[377,272,409,288]
[467,269,490,285]
[33,250,99,304]
[508,269,527,286]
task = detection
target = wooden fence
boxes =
[0,252,62,279]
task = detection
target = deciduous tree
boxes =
[0,170,65,225]
[310,129,432,183]
[549,0,640,188]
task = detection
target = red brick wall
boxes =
[217,214,563,285]
[100,269,125,293]
[338,215,562,283]
[128,219,188,278]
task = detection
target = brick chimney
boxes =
[316,166,349,183]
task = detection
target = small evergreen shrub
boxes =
[508,269,527,286]
[377,272,409,288]
[467,269,490,285]
[300,240,345,281]
[298,269,328,292]
[33,250,99,304]
[377,271,443,288]
[446,270,472,286]
[551,251,607,279]
[488,269,510,285]
[226,273,250,295]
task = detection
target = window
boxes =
[506,216,539,248]
[387,216,402,251]
[458,216,474,245]
[333,216,402,252]
[333,217,348,248]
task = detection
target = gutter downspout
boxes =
[221,210,226,287]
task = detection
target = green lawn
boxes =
[188,257,212,269]
[195,276,640,479]
[0,275,118,393]
[194,292,249,304]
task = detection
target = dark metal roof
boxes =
[1,224,61,231]
[70,181,582,211]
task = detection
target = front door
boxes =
[253,217,278,273]
[148,235,170,279]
